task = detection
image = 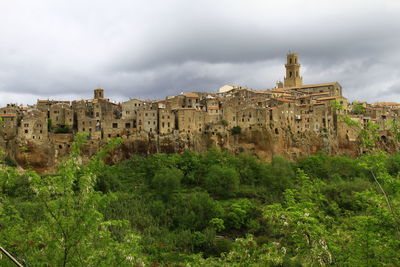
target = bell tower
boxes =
[94,88,104,99]
[284,53,303,88]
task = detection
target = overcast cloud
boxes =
[1,0,400,106]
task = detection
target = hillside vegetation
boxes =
[0,135,399,266]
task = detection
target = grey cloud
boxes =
[1,0,400,107]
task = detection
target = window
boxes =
[112,123,118,128]
[25,129,28,133]
[24,123,29,127]
[125,123,131,128]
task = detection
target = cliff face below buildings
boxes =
[2,123,395,174]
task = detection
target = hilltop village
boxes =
[0,54,398,171]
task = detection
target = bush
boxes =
[53,124,72,134]
[203,165,240,199]
[151,167,183,200]
[230,126,242,135]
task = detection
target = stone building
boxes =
[18,109,48,141]
[2,53,399,170]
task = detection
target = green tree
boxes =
[351,102,366,114]
[203,165,239,199]
[151,167,183,201]
[0,134,146,266]
[230,126,241,135]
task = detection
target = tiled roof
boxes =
[273,97,295,103]
[316,96,338,101]
[374,102,400,106]
[287,82,339,89]
[0,113,16,117]
[183,93,199,98]
[177,107,197,111]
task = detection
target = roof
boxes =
[183,92,199,98]
[290,82,339,89]
[0,113,16,117]
[176,107,197,111]
[316,96,338,101]
[208,107,220,110]
[310,92,330,96]
[374,102,400,106]
[273,97,295,103]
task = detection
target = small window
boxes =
[112,123,118,128]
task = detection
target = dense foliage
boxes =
[0,137,400,266]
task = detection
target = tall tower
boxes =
[284,53,303,88]
[94,88,104,99]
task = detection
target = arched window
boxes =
[290,58,292,64]
[290,71,292,77]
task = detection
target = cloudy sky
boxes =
[1,0,400,106]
